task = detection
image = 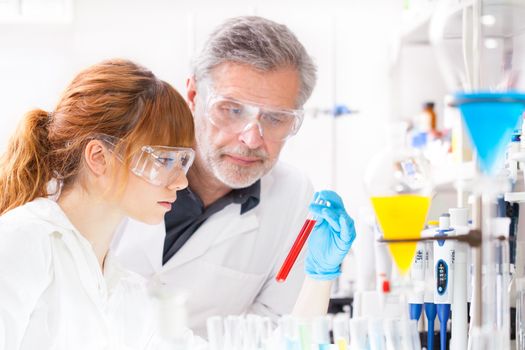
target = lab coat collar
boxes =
[24,197,80,233]
[104,253,148,296]
[24,198,123,311]
[160,165,287,271]
[162,203,259,271]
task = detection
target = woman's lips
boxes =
[158,201,172,210]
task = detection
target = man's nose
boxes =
[238,121,264,149]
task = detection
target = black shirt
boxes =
[162,181,261,265]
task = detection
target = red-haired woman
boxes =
[0,59,202,349]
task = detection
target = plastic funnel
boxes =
[454,92,525,176]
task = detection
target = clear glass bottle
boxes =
[364,122,433,275]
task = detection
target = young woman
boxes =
[0,59,199,349]
[0,59,355,350]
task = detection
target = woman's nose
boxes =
[167,173,189,191]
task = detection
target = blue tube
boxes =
[425,302,437,350]
[437,304,450,350]
[409,303,423,321]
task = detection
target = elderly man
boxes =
[114,16,352,336]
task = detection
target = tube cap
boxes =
[449,208,468,227]
[439,213,451,230]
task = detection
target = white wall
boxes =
[0,0,402,215]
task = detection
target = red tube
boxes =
[275,218,317,283]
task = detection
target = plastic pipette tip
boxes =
[409,303,423,321]
[425,302,437,350]
[437,304,450,350]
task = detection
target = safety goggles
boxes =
[204,93,304,141]
[98,135,195,187]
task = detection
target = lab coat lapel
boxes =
[27,199,106,310]
[141,223,165,272]
[59,231,106,306]
[162,203,259,270]
[113,218,164,275]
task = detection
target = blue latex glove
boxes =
[305,190,356,280]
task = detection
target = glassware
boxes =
[332,314,350,349]
[364,122,433,275]
[430,2,525,348]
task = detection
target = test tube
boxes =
[298,320,313,350]
[332,314,350,350]
[367,318,385,350]
[279,315,300,350]
[244,315,258,350]
[244,314,273,350]
[206,316,224,350]
[349,318,369,350]
[223,315,245,350]
[311,316,331,350]
[276,199,323,283]
[259,317,273,349]
[383,318,401,350]
[516,277,525,349]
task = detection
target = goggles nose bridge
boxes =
[241,119,264,138]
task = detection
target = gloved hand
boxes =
[305,190,356,280]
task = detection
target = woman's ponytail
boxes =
[0,109,53,215]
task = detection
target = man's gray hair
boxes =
[192,16,317,107]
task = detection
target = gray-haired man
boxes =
[114,16,317,336]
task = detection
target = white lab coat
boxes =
[0,198,206,350]
[112,162,314,337]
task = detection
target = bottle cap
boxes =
[439,213,451,230]
[382,280,391,293]
[424,101,435,109]
[449,208,468,227]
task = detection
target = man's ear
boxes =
[83,140,108,176]
[186,76,197,113]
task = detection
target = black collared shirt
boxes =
[162,181,261,265]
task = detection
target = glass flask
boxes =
[364,122,433,275]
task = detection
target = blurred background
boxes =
[0,0,451,218]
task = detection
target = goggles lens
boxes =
[131,146,195,186]
[206,95,304,141]
[98,135,195,187]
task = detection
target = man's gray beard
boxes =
[202,147,275,189]
[210,158,269,189]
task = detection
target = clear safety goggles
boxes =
[98,135,195,187]
[205,93,304,141]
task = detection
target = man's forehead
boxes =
[207,62,300,109]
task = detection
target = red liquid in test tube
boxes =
[275,217,317,283]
